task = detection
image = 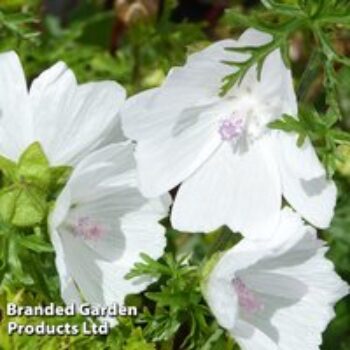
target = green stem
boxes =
[297,49,321,102]
[200,328,224,350]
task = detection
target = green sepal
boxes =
[50,165,72,192]
[0,142,74,228]
[16,142,51,190]
[11,187,47,227]
[0,154,16,181]
[0,187,18,222]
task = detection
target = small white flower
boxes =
[121,29,336,239]
[0,51,126,166]
[202,208,349,350]
[49,142,170,312]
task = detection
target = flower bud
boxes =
[115,0,159,25]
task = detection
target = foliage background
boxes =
[0,0,349,349]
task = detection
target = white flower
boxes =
[0,51,126,166]
[49,142,170,312]
[202,208,349,350]
[121,29,336,239]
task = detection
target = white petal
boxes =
[256,235,348,350]
[122,29,294,199]
[204,242,269,331]
[171,137,282,239]
[57,143,148,261]
[121,29,274,145]
[59,231,122,305]
[235,31,297,120]
[238,211,348,350]
[251,49,297,117]
[204,271,239,330]
[117,196,169,293]
[275,132,337,228]
[0,51,32,160]
[55,200,168,307]
[122,32,265,142]
[68,143,140,204]
[50,143,169,307]
[29,61,76,158]
[121,88,161,140]
[52,236,81,306]
[234,320,278,350]
[238,28,272,47]
[165,40,235,98]
[55,81,126,165]
[239,207,309,257]
[30,63,126,165]
[49,190,81,305]
[134,102,222,197]
[205,209,348,350]
[121,38,235,143]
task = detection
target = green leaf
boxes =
[16,142,51,190]
[124,328,156,350]
[297,133,307,147]
[125,253,171,280]
[331,130,350,143]
[146,290,198,310]
[17,234,53,253]
[261,0,303,15]
[220,36,283,96]
[268,115,305,134]
[11,187,47,227]
[8,238,33,285]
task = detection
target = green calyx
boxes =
[336,145,350,178]
[0,142,72,228]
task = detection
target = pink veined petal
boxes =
[206,209,348,350]
[49,143,169,309]
[242,236,348,350]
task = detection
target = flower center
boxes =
[218,116,244,141]
[233,278,264,314]
[73,217,106,241]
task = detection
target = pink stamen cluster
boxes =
[219,117,244,141]
[233,278,264,314]
[73,217,106,241]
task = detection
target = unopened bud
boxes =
[115,0,159,25]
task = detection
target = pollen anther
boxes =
[219,116,244,141]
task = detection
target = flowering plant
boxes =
[0,1,350,349]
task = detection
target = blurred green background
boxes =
[0,0,349,349]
